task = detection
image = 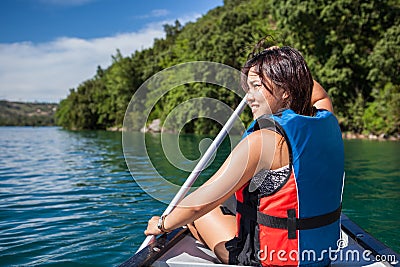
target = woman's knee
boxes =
[190,206,236,251]
[214,241,229,264]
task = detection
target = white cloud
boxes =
[0,14,201,103]
[135,9,170,19]
[150,9,170,17]
[0,24,164,103]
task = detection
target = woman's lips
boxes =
[250,104,258,112]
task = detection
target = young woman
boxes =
[145,45,344,266]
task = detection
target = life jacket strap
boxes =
[236,202,342,239]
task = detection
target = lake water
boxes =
[0,127,399,266]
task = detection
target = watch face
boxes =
[157,217,162,230]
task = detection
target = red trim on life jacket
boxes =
[235,183,247,237]
[258,171,299,266]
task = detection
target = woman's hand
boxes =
[144,216,164,236]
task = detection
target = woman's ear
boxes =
[282,91,290,100]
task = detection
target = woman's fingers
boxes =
[144,216,163,236]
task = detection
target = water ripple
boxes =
[0,127,160,266]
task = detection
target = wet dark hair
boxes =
[242,40,314,116]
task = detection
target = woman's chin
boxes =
[253,113,263,120]
[252,110,270,120]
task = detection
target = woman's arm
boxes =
[144,130,277,235]
[312,81,334,113]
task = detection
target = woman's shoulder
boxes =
[243,128,285,154]
[244,127,279,141]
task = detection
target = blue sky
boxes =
[0,0,223,102]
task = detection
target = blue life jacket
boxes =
[227,109,344,266]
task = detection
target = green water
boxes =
[0,127,398,266]
[342,139,400,253]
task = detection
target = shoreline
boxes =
[342,132,400,141]
[125,118,400,141]
[114,128,400,142]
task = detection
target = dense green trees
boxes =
[56,0,399,136]
[271,0,399,135]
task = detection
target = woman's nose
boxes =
[246,92,255,102]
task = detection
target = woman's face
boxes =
[246,66,287,119]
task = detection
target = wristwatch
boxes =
[157,215,168,233]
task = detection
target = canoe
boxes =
[119,214,399,267]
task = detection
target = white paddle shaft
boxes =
[137,95,248,253]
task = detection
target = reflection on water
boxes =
[0,127,398,267]
[123,132,241,204]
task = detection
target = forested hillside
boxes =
[55,0,399,136]
[0,101,57,126]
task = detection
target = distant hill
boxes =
[0,100,58,126]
